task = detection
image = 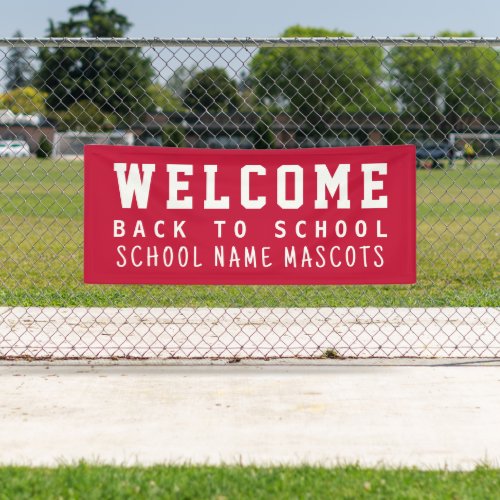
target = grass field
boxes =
[0,464,499,499]
[0,157,498,307]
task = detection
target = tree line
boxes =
[1,0,498,132]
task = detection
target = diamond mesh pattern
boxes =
[0,37,498,359]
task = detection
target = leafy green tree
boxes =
[162,125,184,147]
[5,31,34,90]
[35,0,154,119]
[388,37,442,124]
[146,84,183,112]
[167,64,193,98]
[249,25,393,118]
[251,114,275,148]
[439,31,499,123]
[184,68,241,113]
[0,86,47,114]
[50,100,117,131]
[389,31,499,124]
[36,136,53,158]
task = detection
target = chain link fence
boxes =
[0,37,498,359]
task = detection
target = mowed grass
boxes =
[0,156,498,307]
[0,464,499,499]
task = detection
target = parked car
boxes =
[416,141,452,168]
[0,140,31,158]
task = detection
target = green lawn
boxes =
[0,157,498,307]
[0,464,499,499]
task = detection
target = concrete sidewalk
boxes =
[0,359,499,469]
[2,307,498,358]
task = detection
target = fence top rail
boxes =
[0,36,498,48]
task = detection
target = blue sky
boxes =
[0,0,498,38]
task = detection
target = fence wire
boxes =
[0,37,498,359]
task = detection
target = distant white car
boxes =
[0,140,31,157]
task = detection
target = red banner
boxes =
[84,145,416,284]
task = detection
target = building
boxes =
[133,111,499,151]
[0,110,56,153]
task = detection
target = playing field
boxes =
[0,157,498,307]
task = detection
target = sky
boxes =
[0,0,498,38]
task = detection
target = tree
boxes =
[184,68,241,113]
[251,114,274,148]
[389,31,499,125]
[249,25,393,119]
[439,31,499,124]
[36,136,53,158]
[50,100,117,131]
[146,83,183,113]
[35,0,154,120]
[388,36,443,124]
[162,125,184,147]
[166,64,193,99]
[5,31,34,90]
[0,86,47,115]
